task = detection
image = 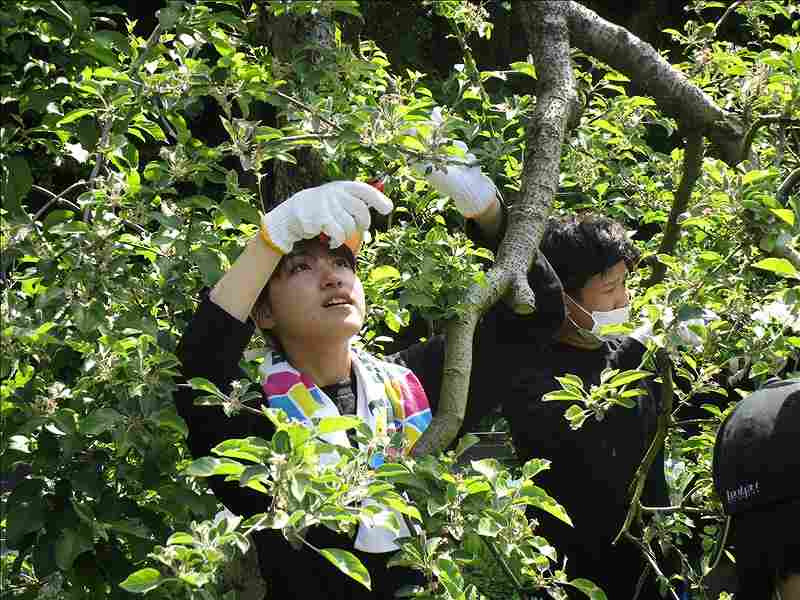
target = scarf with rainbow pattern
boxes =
[259,347,432,553]
[259,347,432,460]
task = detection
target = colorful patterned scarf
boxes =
[259,347,432,552]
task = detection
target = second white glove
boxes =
[420,139,498,218]
[261,181,393,254]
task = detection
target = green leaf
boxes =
[329,0,362,17]
[192,248,223,285]
[593,119,624,137]
[453,433,479,459]
[155,408,189,437]
[510,61,536,78]
[566,578,608,600]
[8,435,31,453]
[43,210,76,230]
[741,169,772,186]
[166,532,194,545]
[753,258,798,279]
[5,496,47,547]
[522,458,551,480]
[607,370,651,388]
[318,549,371,590]
[220,197,260,226]
[188,377,227,399]
[476,516,502,537]
[770,209,795,226]
[57,109,96,126]
[542,390,583,402]
[555,373,584,390]
[368,265,401,282]
[317,415,363,434]
[470,458,501,484]
[1,155,32,220]
[120,568,163,594]
[55,528,92,570]
[81,407,124,436]
[185,457,244,478]
[514,483,573,526]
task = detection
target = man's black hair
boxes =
[539,213,640,297]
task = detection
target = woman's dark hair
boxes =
[540,213,640,297]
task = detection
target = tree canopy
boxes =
[1,1,799,598]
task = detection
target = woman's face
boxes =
[259,240,366,347]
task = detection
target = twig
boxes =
[279,133,339,143]
[742,116,800,161]
[271,89,342,132]
[31,182,86,219]
[614,350,674,544]
[644,131,704,287]
[714,1,746,32]
[640,505,708,515]
[624,532,681,600]
[632,563,651,600]
[671,418,716,428]
[706,516,730,573]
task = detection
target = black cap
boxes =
[712,378,800,515]
[712,379,800,597]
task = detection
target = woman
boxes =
[175,164,565,598]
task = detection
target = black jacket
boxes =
[498,332,670,599]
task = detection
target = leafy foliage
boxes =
[2,0,799,599]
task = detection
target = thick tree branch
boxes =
[412,1,579,456]
[565,1,746,166]
[644,132,705,287]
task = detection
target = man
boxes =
[496,213,670,598]
[175,154,565,598]
[712,378,800,599]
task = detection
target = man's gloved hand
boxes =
[261,181,393,254]
[412,108,498,218]
[630,320,655,346]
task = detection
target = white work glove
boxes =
[261,181,393,254]
[630,319,654,346]
[412,108,498,218]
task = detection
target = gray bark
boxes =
[257,11,333,202]
[566,1,746,167]
[412,0,579,456]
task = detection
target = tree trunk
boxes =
[255,10,333,205]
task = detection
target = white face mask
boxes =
[567,295,630,341]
